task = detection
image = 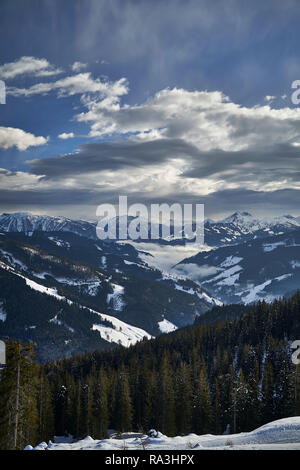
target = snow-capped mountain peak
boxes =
[0,212,97,238]
[221,211,254,225]
[219,211,300,232]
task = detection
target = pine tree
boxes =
[175,363,193,434]
[261,360,275,425]
[139,364,153,431]
[75,379,83,437]
[157,354,176,436]
[213,378,222,434]
[54,382,67,436]
[245,359,261,430]
[81,376,93,436]
[64,372,76,437]
[231,369,249,433]
[93,368,109,438]
[114,366,132,433]
[37,369,54,442]
[0,340,39,450]
[193,365,212,434]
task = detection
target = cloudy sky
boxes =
[1,0,300,220]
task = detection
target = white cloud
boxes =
[8,73,128,100]
[0,168,42,190]
[174,263,220,280]
[0,56,62,80]
[76,87,300,152]
[9,70,300,154]
[0,127,48,151]
[58,132,75,139]
[71,61,88,72]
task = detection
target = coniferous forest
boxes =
[0,292,300,450]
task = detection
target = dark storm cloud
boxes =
[129,188,300,217]
[0,188,100,205]
[27,139,300,189]
[0,185,299,221]
[181,144,300,181]
[27,139,200,178]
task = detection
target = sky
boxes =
[1,0,300,221]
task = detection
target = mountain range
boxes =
[0,210,299,360]
[1,211,300,247]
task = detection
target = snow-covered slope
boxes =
[176,229,300,304]
[0,259,151,348]
[92,311,151,347]
[26,417,300,450]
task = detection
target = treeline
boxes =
[1,293,300,449]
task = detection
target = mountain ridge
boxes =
[1,211,300,247]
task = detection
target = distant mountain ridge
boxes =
[1,211,300,247]
[0,212,97,239]
[203,211,300,247]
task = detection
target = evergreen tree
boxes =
[175,363,193,434]
[37,369,54,442]
[54,382,67,436]
[138,364,153,431]
[81,377,93,436]
[114,366,132,432]
[193,365,212,434]
[157,354,176,436]
[213,378,222,434]
[261,361,275,425]
[0,340,39,450]
[93,368,109,438]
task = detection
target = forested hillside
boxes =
[1,293,300,449]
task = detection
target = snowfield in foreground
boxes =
[25,417,300,450]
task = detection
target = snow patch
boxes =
[158,318,178,333]
[203,265,243,285]
[92,311,152,347]
[220,256,243,268]
[239,274,293,304]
